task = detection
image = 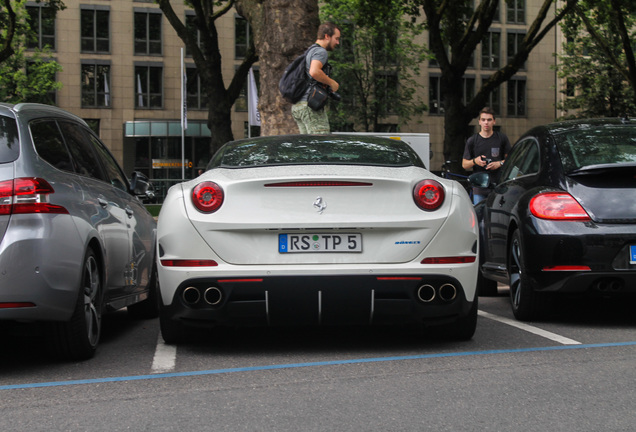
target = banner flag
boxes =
[248,68,261,127]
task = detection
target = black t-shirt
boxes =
[463,132,512,192]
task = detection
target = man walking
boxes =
[462,107,512,204]
[291,22,341,134]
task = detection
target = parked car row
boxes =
[1,103,634,360]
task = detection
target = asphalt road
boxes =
[2,286,636,432]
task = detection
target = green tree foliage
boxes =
[0,0,64,103]
[321,0,430,132]
[413,0,578,166]
[556,0,636,118]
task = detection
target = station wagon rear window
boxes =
[207,136,424,169]
[0,116,20,163]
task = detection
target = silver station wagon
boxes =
[0,103,158,360]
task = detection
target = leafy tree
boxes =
[555,0,636,118]
[320,0,430,132]
[157,0,258,154]
[0,0,64,103]
[413,0,579,167]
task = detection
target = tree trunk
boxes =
[236,0,319,136]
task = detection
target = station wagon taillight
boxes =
[529,192,590,221]
[192,181,224,213]
[0,178,68,215]
[413,179,445,211]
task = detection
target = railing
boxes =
[144,178,190,204]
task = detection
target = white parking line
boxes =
[151,334,177,373]
[478,310,582,345]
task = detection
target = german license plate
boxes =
[279,233,362,253]
[630,245,636,264]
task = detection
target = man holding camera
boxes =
[462,107,512,204]
[291,22,341,134]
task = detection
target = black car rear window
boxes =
[0,115,20,163]
[208,136,424,169]
[556,125,636,172]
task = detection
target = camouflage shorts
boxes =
[291,102,330,134]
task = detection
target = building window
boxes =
[507,78,526,117]
[565,77,575,98]
[27,5,56,50]
[376,72,398,114]
[186,66,208,110]
[84,119,100,136]
[134,11,162,55]
[374,26,399,66]
[429,76,444,115]
[135,65,163,108]
[185,14,202,57]
[82,62,111,108]
[481,76,502,115]
[492,1,500,23]
[507,0,525,24]
[507,31,526,69]
[462,77,475,106]
[235,15,249,59]
[81,8,109,53]
[481,31,501,69]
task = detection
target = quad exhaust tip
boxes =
[182,286,201,305]
[417,284,436,302]
[182,286,223,305]
[204,287,223,305]
[416,283,457,303]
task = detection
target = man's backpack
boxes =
[279,44,318,104]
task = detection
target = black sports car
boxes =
[471,117,636,320]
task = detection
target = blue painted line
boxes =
[2,341,636,391]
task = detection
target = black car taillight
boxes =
[0,178,68,216]
[529,192,590,221]
[192,181,224,213]
[413,179,445,211]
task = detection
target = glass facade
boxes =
[126,120,213,183]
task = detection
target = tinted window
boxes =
[0,115,20,163]
[58,121,106,181]
[90,133,129,192]
[500,139,531,182]
[209,137,423,169]
[556,125,636,172]
[30,120,74,172]
[517,140,540,175]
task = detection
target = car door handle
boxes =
[125,207,134,218]
[498,196,506,206]
[98,197,109,208]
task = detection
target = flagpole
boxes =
[180,48,185,179]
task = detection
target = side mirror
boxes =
[130,171,157,203]
[468,172,492,188]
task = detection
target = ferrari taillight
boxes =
[413,179,445,211]
[529,192,590,221]
[192,181,224,213]
[0,178,68,216]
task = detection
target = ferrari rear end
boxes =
[156,135,478,342]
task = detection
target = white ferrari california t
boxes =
[156,134,479,343]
